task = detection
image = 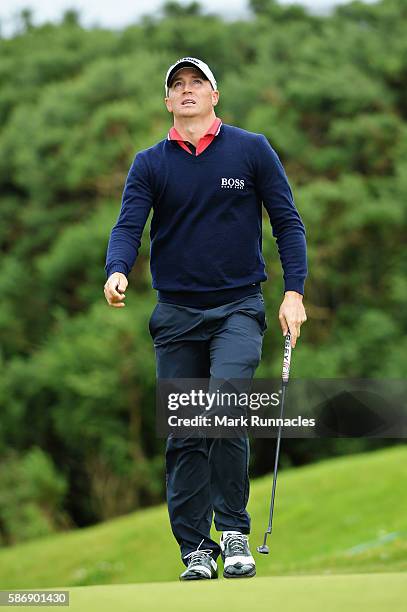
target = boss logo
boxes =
[221,178,245,189]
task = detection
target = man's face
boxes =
[164,67,219,118]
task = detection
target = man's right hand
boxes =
[104,272,128,308]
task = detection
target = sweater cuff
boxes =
[105,263,128,279]
[284,276,305,296]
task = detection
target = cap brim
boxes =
[166,62,207,88]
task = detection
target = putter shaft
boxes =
[258,332,292,554]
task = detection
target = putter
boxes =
[257,330,292,554]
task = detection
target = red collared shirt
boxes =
[167,117,222,156]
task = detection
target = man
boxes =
[104,57,307,580]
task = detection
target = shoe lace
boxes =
[224,533,248,555]
[183,539,213,568]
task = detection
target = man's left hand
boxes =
[278,291,307,348]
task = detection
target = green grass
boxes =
[0,446,406,590]
[4,573,407,612]
[64,573,407,612]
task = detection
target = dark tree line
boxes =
[0,0,405,545]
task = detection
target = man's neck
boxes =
[173,113,217,147]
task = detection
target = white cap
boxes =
[165,57,217,96]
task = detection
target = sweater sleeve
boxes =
[105,153,153,279]
[255,134,307,295]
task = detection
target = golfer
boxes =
[104,57,307,580]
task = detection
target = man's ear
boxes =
[212,90,219,107]
[165,97,173,112]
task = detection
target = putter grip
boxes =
[282,332,292,384]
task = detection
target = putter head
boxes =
[257,544,269,554]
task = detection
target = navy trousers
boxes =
[148,293,267,564]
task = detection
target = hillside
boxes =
[0,446,405,589]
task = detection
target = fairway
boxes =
[7,572,406,612]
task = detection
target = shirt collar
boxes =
[167,117,222,142]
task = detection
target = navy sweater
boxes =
[105,124,307,305]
